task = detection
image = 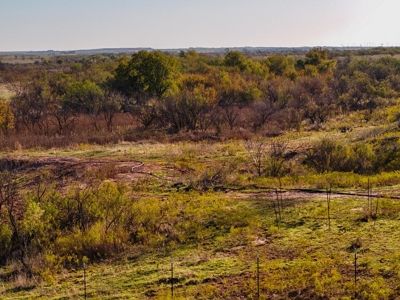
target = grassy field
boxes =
[2,187,400,299]
[0,84,13,100]
[0,53,85,65]
[2,127,400,299]
[0,54,44,64]
[2,102,400,299]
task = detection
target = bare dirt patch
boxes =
[1,156,174,189]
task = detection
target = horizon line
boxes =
[2,45,397,54]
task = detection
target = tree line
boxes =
[1,48,400,142]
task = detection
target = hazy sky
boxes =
[1,0,400,51]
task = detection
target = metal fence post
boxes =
[354,247,357,299]
[257,253,260,299]
[83,262,87,300]
[171,259,174,299]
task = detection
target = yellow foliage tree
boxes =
[0,100,14,134]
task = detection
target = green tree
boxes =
[305,47,329,66]
[0,171,36,276]
[65,80,103,129]
[304,138,352,173]
[159,87,215,133]
[305,48,336,74]
[339,71,375,110]
[263,55,294,76]
[224,51,248,71]
[47,72,76,134]
[113,50,179,98]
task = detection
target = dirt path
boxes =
[2,155,400,200]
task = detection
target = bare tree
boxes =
[266,139,290,177]
[101,91,124,132]
[244,139,268,176]
[244,138,291,177]
[123,95,158,129]
[251,79,291,131]
[217,89,247,131]
[8,73,50,133]
[0,171,33,276]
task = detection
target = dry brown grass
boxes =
[0,84,14,100]
[0,54,45,64]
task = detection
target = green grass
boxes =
[4,113,400,298]
[3,188,400,299]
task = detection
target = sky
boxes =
[1,0,400,51]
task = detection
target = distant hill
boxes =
[0,46,372,55]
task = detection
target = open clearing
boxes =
[3,144,400,299]
[0,84,13,100]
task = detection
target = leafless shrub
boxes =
[244,138,292,177]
